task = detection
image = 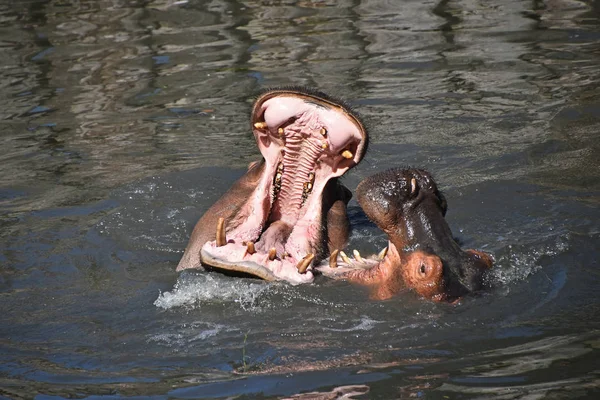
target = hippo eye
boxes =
[409,177,418,197]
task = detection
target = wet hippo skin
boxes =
[177,87,368,284]
[177,88,491,300]
[318,168,493,301]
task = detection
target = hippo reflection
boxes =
[178,88,492,301]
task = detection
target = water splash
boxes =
[489,235,570,286]
[154,272,271,311]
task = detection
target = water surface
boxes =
[1,0,599,398]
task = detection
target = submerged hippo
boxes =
[177,88,368,284]
[318,168,493,301]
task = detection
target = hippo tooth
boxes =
[300,172,316,202]
[296,253,314,274]
[216,217,227,247]
[329,249,339,268]
[341,150,353,159]
[268,248,277,261]
[410,177,417,194]
[278,127,284,136]
[320,127,327,137]
[378,246,388,260]
[321,141,329,149]
[246,241,256,255]
[340,251,352,265]
[353,249,364,263]
[254,122,268,129]
[273,162,284,199]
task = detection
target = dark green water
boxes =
[1,0,599,398]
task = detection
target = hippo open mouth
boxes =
[317,168,493,300]
[178,88,368,284]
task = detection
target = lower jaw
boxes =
[315,240,398,278]
[200,242,316,285]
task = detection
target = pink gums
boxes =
[201,95,363,284]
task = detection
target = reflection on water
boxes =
[1,0,599,398]
[437,332,600,398]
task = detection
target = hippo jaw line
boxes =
[315,239,448,301]
[200,89,367,284]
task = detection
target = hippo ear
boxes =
[402,251,446,300]
[466,249,494,270]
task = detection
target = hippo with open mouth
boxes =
[177,88,368,284]
[177,88,492,300]
[317,168,493,301]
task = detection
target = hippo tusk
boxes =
[339,250,352,265]
[341,150,353,159]
[254,122,268,129]
[216,217,227,247]
[329,249,339,268]
[378,246,388,260]
[246,241,256,255]
[296,253,314,274]
[268,248,277,261]
[353,249,364,263]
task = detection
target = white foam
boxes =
[154,272,270,310]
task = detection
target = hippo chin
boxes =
[177,88,368,284]
[317,168,493,301]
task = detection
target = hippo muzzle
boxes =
[318,168,493,301]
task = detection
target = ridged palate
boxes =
[276,136,322,218]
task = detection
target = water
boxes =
[1,0,599,398]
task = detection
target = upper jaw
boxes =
[251,88,367,156]
[200,88,367,284]
[251,88,368,175]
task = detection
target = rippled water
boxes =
[1,0,599,398]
